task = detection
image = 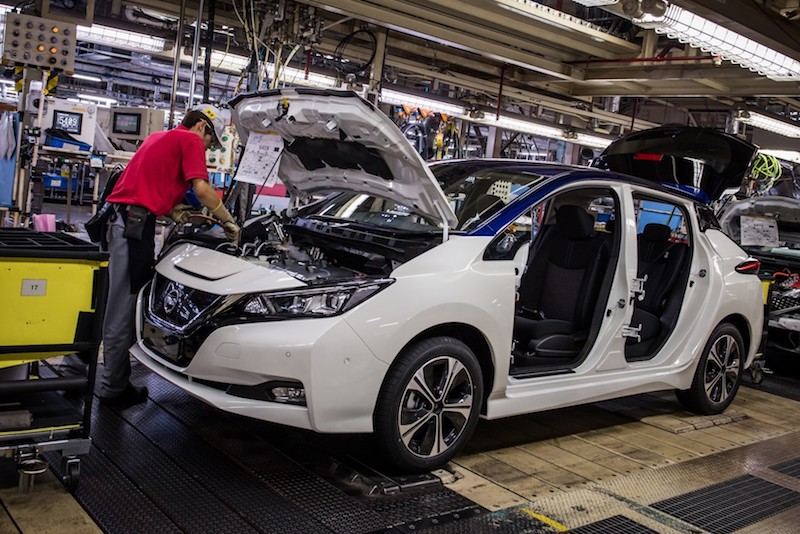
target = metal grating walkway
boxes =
[771,457,800,479]
[651,474,800,534]
[567,515,660,534]
[44,365,495,534]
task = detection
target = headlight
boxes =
[241,278,394,318]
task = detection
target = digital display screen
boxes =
[112,112,142,135]
[53,110,83,134]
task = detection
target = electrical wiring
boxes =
[333,29,377,75]
[752,153,783,194]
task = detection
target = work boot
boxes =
[99,383,148,407]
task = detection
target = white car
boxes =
[132,90,764,471]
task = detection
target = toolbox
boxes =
[0,228,108,491]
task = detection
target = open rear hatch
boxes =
[593,126,758,202]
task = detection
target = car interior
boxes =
[624,196,693,362]
[509,189,619,377]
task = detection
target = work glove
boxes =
[211,200,240,244]
[169,203,194,224]
[221,220,240,244]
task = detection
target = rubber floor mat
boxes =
[651,474,800,534]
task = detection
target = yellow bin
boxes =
[0,229,108,368]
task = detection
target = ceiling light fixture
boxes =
[209,51,250,72]
[482,115,564,138]
[634,3,800,81]
[735,110,800,138]
[77,24,167,53]
[69,73,104,83]
[572,0,620,6]
[573,132,613,148]
[77,93,118,106]
[759,150,800,163]
[380,88,467,116]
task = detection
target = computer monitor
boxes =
[108,107,165,143]
[112,112,142,136]
[52,110,83,135]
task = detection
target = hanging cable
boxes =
[333,29,377,75]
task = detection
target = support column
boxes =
[187,0,206,109]
[367,28,388,104]
[168,0,187,128]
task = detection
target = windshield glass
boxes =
[299,193,439,232]
[432,163,547,230]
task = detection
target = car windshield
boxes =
[432,163,547,230]
[300,193,440,232]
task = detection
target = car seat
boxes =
[626,223,689,360]
[514,205,611,363]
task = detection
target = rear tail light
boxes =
[634,152,664,161]
[735,258,761,274]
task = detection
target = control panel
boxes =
[2,13,77,71]
[206,125,237,173]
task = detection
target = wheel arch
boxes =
[385,323,495,415]
[720,313,751,357]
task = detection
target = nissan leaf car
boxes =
[131,89,763,472]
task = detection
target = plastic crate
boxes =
[44,135,91,152]
[0,229,108,365]
[42,172,78,190]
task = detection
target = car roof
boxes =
[430,158,708,204]
[432,159,706,237]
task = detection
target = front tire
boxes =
[676,323,744,414]
[374,336,483,472]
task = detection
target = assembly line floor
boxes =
[3,358,800,533]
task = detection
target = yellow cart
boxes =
[0,228,108,491]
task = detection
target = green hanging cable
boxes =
[752,153,782,193]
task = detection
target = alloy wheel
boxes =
[703,333,741,404]
[396,356,475,459]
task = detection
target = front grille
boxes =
[149,274,221,330]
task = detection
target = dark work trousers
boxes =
[97,212,138,396]
[60,210,154,396]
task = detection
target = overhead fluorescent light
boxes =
[78,93,118,106]
[69,73,104,83]
[77,24,167,52]
[760,150,800,163]
[480,115,564,138]
[635,4,800,81]
[175,91,203,99]
[380,89,466,116]
[572,0,620,6]
[210,51,250,72]
[573,132,613,148]
[208,52,339,89]
[271,65,340,89]
[736,110,800,138]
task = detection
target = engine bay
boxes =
[161,211,438,285]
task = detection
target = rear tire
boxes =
[676,323,744,415]
[374,336,483,472]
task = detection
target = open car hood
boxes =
[593,126,758,202]
[230,88,458,227]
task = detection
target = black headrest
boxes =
[556,205,595,240]
[642,223,671,243]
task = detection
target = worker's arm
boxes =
[190,178,240,243]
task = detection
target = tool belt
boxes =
[113,203,157,294]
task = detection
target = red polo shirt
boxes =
[107,125,208,216]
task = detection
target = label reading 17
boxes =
[21,279,47,296]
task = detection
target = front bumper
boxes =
[133,292,389,433]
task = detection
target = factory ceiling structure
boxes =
[4,0,800,148]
